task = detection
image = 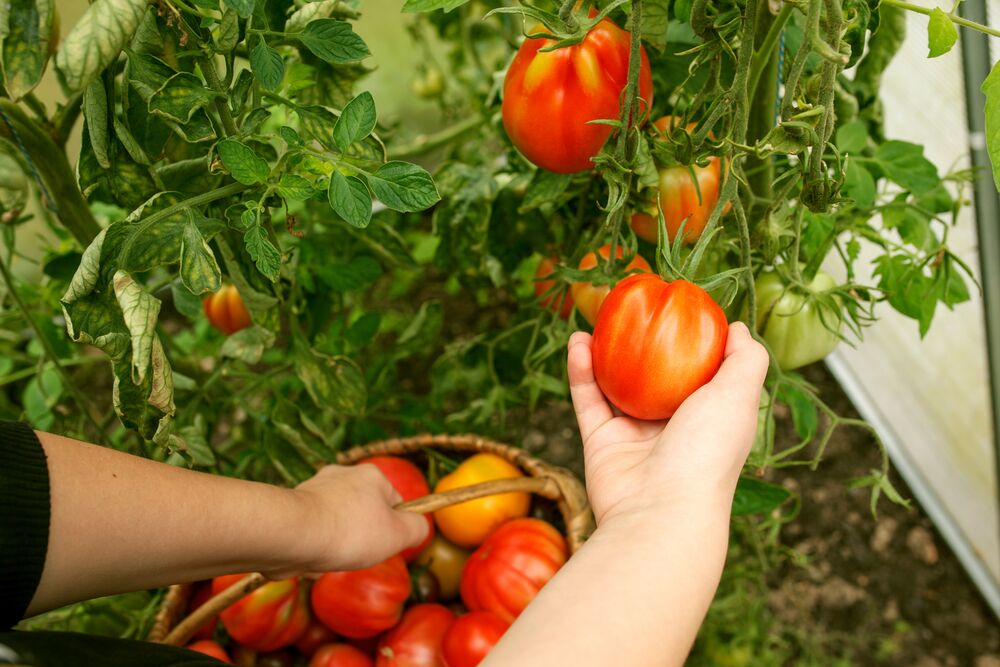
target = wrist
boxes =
[597,483,735,541]
[254,484,329,579]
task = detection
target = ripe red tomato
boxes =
[591,274,728,419]
[311,555,411,638]
[188,581,219,641]
[631,117,726,244]
[375,603,456,667]
[440,612,509,667]
[359,456,434,561]
[502,14,653,173]
[296,619,339,657]
[310,644,375,667]
[460,518,568,623]
[210,575,309,652]
[203,284,252,334]
[185,639,232,663]
[571,244,652,326]
[534,256,574,319]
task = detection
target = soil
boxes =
[518,363,1000,666]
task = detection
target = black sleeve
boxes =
[0,421,51,630]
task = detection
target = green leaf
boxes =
[333,91,377,150]
[179,216,222,295]
[641,0,670,51]
[402,0,470,12]
[277,173,317,200]
[882,201,935,251]
[319,256,381,291]
[224,0,255,18]
[365,161,440,212]
[732,477,792,516]
[835,120,868,154]
[149,72,217,124]
[776,383,818,440]
[843,160,876,209]
[287,0,351,32]
[244,223,282,281]
[221,325,275,364]
[280,126,302,147]
[873,141,939,193]
[520,170,572,212]
[250,38,284,92]
[172,418,216,467]
[0,0,55,100]
[983,60,1000,192]
[328,171,373,228]
[215,9,240,52]
[171,280,204,319]
[84,80,111,169]
[927,8,957,58]
[346,312,381,348]
[23,365,62,430]
[294,343,367,415]
[216,139,270,185]
[295,19,370,64]
[54,0,147,93]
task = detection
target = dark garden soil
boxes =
[518,363,1000,666]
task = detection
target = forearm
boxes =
[26,431,313,616]
[484,498,733,667]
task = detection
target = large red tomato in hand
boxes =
[185,639,232,663]
[360,456,434,561]
[210,575,309,652]
[460,518,567,623]
[591,274,728,419]
[441,612,509,667]
[534,256,574,319]
[376,603,456,667]
[203,284,252,334]
[310,644,374,667]
[311,555,410,638]
[502,15,653,173]
[571,244,652,326]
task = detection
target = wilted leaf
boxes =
[54,0,147,93]
[0,0,55,99]
[221,325,275,364]
[294,342,367,415]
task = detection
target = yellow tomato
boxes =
[414,535,471,600]
[432,454,530,548]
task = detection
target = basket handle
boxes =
[158,475,563,646]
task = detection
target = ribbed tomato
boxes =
[570,244,652,326]
[432,454,530,549]
[440,612,509,667]
[295,619,339,657]
[460,518,567,623]
[203,284,252,334]
[631,117,726,244]
[502,14,653,173]
[310,644,375,667]
[210,575,309,652]
[359,456,434,561]
[534,256,574,319]
[376,603,456,667]
[591,274,728,419]
[311,555,410,639]
[185,639,232,663]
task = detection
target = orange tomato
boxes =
[570,245,652,326]
[203,284,252,334]
[534,256,574,319]
[432,454,530,548]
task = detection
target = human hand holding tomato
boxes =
[568,321,768,525]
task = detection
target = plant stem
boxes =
[882,0,1000,38]
[199,55,239,136]
[136,183,248,230]
[0,357,103,388]
[748,3,794,100]
[558,0,580,32]
[0,254,104,437]
[388,115,486,160]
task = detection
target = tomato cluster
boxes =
[182,453,568,666]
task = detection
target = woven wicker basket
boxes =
[146,433,593,651]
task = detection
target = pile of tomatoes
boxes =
[182,452,568,666]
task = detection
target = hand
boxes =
[568,321,768,525]
[284,464,429,577]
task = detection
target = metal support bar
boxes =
[958,0,1000,567]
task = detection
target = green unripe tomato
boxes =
[751,269,842,370]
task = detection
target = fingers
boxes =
[705,322,769,403]
[567,331,615,442]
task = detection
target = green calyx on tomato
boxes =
[591,275,728,420]
[501,13,653,174]
[751,269,842,370]
[571,244,652,327]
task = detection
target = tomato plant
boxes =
[751,270,843,370]
[310,644,375,667]
[433,454,531,548]
[460,518,568,623]
[415,536,472,601]
[571,245,652,326]
[203,284,253,335]
[360,456,435,560]
[592,276,728,420]
[311,556,411,639]
[440,612,509,667]
[376,603,455,667]
[502,12,653,173]
[210,575,309,652]
[185,639,232,663]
